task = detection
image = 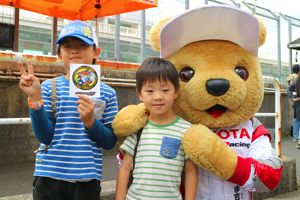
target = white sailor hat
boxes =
[159,5,260,58]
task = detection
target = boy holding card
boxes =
[18,20,118,200]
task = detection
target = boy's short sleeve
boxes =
[119,134,137,156]
[184,152,189,161]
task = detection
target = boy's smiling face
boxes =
[138,78,178,123]
[58,37,100,77]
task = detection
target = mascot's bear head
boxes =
[149,5,267,128]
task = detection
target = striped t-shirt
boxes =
[120,116,191,200]
[29,75,118,181]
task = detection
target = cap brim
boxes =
[55,34,95,45]
[160,5,259,58]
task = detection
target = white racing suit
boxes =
[196,117,282,200]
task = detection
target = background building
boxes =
[0,0,185,63]
[0,0,300,83]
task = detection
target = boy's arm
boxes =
[18,59,55,144]
[116,151,132,200]
[86,119,117,150]
[29,105,55,144]
[77,90,118,150]
[184,159,198,200]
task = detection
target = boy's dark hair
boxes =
[57,36,98,64]
[292,64,300,74]
[136,57,179,93]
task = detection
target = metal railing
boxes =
[0,118,31,124]
[254,76,281,157]
[0,76,282,157]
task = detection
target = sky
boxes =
[189,0,300,19]
[249,0,300,19]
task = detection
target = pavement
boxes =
[0,136,299,200]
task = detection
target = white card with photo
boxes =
[69,64,101,98]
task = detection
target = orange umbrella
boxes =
[0,0,158,21]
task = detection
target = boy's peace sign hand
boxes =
[18,59,42,103]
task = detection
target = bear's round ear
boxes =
[149,16,173,51]
[255,15,267,47]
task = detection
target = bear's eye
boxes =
[235,66,248,81]
[179,67,194,82]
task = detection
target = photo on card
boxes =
[69,64,101,97]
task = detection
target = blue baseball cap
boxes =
[56,20,97,46]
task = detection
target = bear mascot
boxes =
[112,5,282,200]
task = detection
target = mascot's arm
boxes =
[112,103,148,167]
[112,103,148,147]
[183,124,238,180]
[228,124,283,192]
[183,122,282,191]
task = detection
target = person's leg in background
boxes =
[295,118,300,148]
[297,123,300,148]
[293,118,300,141]
[298,130,300,148]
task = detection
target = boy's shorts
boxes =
[33,176,101,200]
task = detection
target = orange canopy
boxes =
[0,0,158,21]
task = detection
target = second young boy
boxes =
[115,57,198,200]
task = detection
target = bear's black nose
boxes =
[205,79,230,96]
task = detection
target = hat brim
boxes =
[55,34,95,46]
[160,5,260,58]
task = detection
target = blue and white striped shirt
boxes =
[29,75,118,181]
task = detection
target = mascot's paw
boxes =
[182,124,238,180]
[112,104,148,146]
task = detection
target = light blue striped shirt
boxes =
[29,75,118,181]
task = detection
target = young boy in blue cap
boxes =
[18,20,118,200]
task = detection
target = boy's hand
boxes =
[18,59,42,103]
[76,94,95,129]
